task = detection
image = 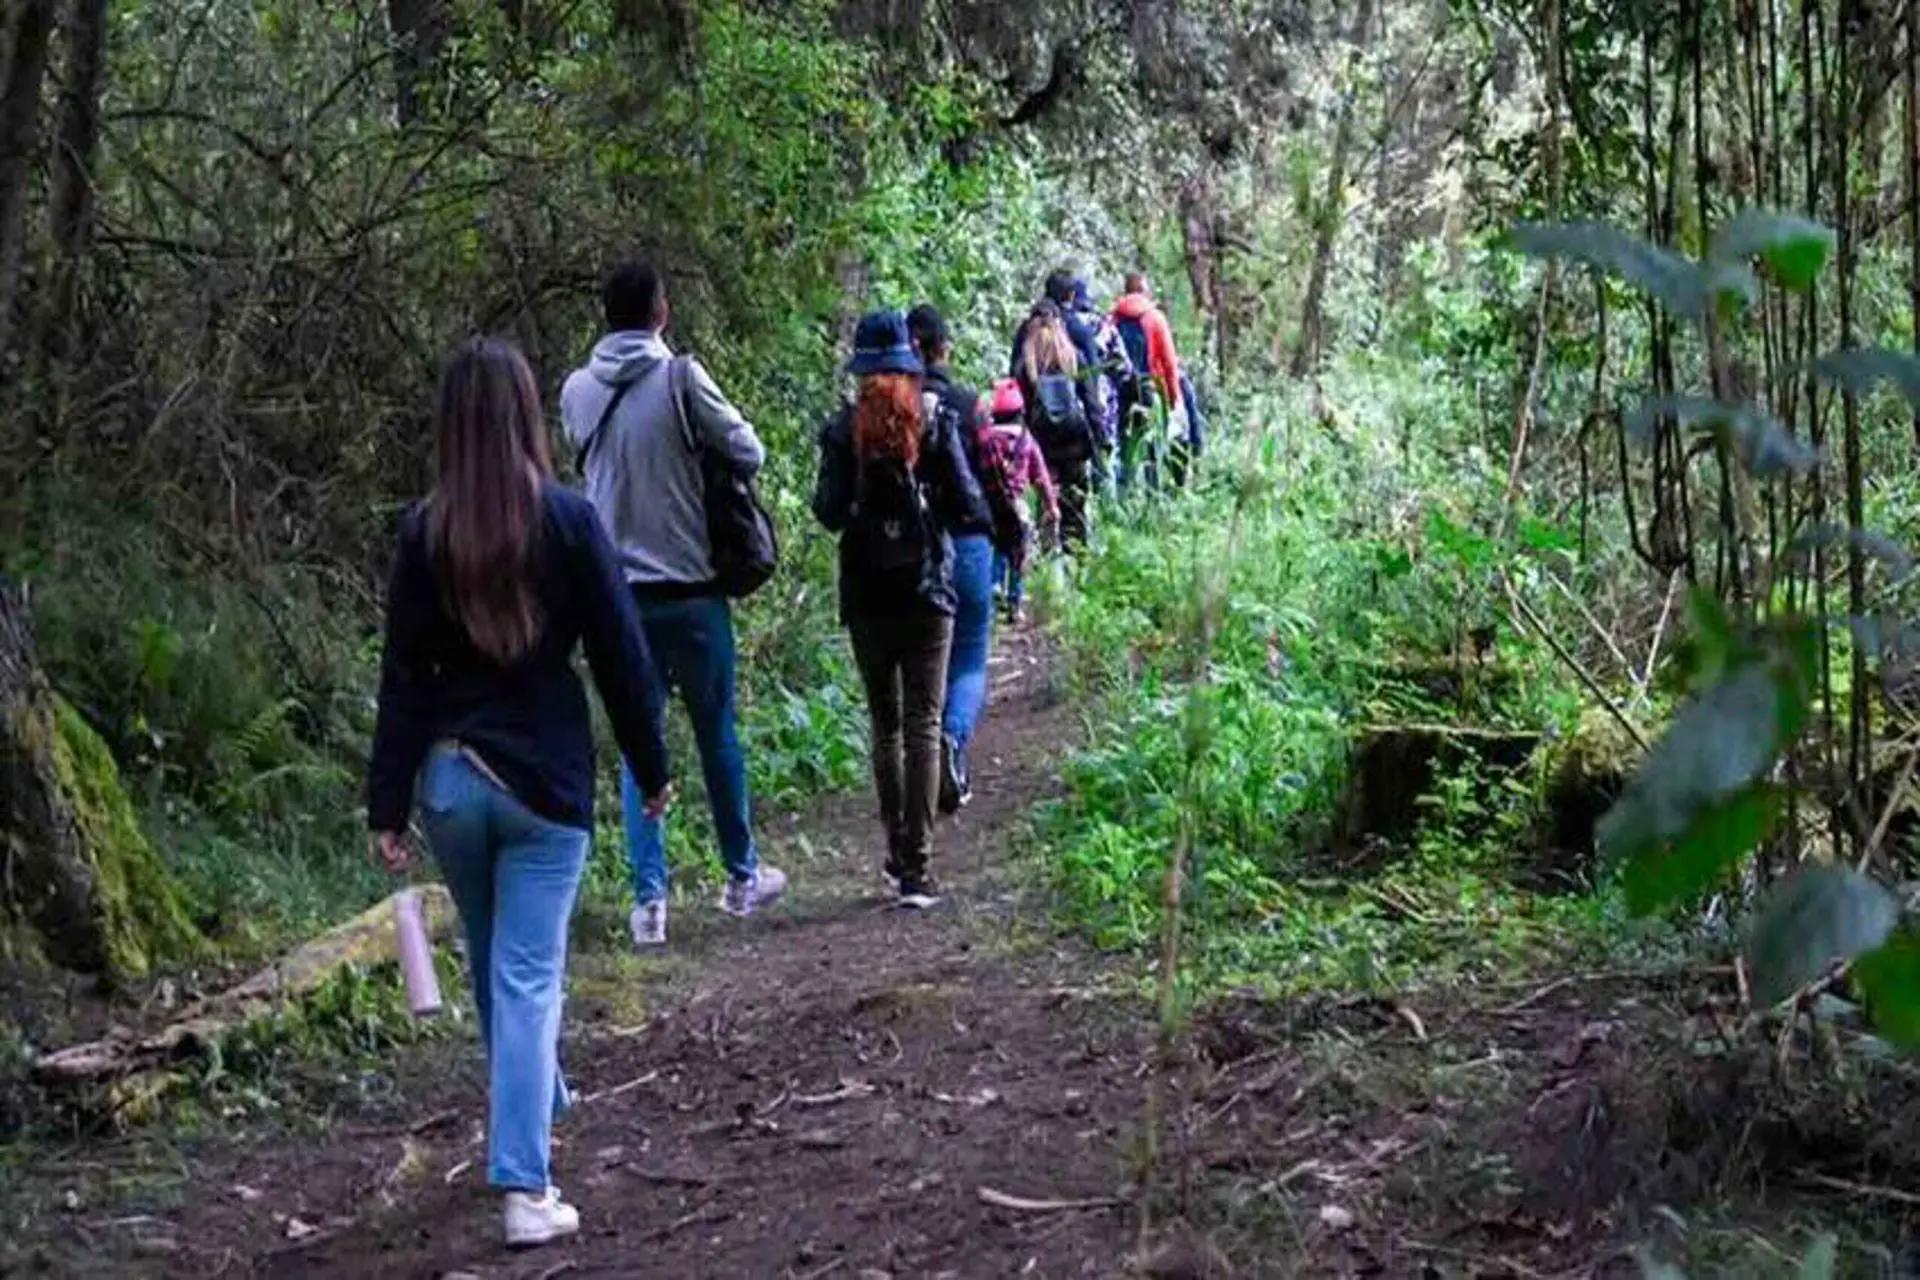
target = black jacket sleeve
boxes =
[366,512,435,833]
[812,411,855,533]
[570,508,672,799]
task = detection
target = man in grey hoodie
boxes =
[561,261,786,948]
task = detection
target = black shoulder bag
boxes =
[668,356,778,599]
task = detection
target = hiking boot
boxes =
[883,857,904,893]
[952,740,973,808]
[897,876,941,910]
[720,865,788,917]
[504,1186,579,1247]
[629,900,667,949]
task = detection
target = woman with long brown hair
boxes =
[367,337,673,1247]
[1016,300,1098,548]
[813,311,987,907]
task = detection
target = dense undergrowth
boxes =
[1031,345,1694,1000]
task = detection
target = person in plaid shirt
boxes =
[976,379,1058,623]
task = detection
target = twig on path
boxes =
[443,1159,472,1184]
[535,1261,578,1280]
[977,1186,1123,1214]
[792,1079,875,1109]
[794,1259,847,1280]
[1393,1004,1428,1042]
[622,1165,719,1189]
[578,1069,660,1106]
[408,1108,462,1135]
[640,1205,735,1244]
[1800,1171,1920,1206]
[1492,975,1581,1016]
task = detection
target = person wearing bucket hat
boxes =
[845,309,924,377]
[907,303,1006,816]
[814,309,988,908]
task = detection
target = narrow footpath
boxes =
[115,634,1152,1278]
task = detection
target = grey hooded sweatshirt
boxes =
[560,330,766,592]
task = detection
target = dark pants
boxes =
[849,610,954,881]
[1049,455,1092,550]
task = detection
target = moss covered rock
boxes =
[47,696,204,977]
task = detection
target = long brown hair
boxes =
[427,337,553,664]
[1019,302,1079,385]
[852,373,922,469]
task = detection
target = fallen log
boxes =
[35,885,457,1084]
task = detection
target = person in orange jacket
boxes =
[1109,272,1200,487]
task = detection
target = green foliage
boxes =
[1748,866,1900,1005]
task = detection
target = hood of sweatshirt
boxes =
[586,329,671,386]
[1112,293,1156,321]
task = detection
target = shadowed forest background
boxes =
[7,0,1920,1274]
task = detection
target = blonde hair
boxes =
[1019,306,1079,386]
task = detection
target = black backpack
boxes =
[1029,372,1091,461]
[1114,317,1159,411]
[850,451,934,573]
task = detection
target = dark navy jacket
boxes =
[367,484,671,833]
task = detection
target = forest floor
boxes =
[4,636,1918,1277]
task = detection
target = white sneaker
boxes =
[504,1186,579,1247]
[629,900,667,948]
[719,865,788,917]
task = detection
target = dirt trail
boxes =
[26,634,1156,1278]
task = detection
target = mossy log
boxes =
[35,884,455,1084]
[0,577,202,977]
[1338,722,1541,854]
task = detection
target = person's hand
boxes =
[642,783,673,820]
[373,830,411,874]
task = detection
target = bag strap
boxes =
[574,376,639,475]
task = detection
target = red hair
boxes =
[852,374,921,468]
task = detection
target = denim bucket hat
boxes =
[846,309,925,378]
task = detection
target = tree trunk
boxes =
[0,0,56,374]
[387,0,451,125]
[1290,0,1374,380]
[1907,0,1919,449]
[37,0,108,377]
[0,578,203,978]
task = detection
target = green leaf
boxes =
[1748,865,1900,1004]
[1623,396,1818,477]
[1509,221,1721,321]
[1518,517,1577,553]
[1599,660,1795,874]
[1797,1234,1838,1280]
[1853,929,1920,1046]
[1709,210,1836,292]
[1788,524,1916,585]
[1620,785,1781,915]
[1812,348,1920,409]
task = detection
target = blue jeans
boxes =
[419,748,588,1192]
[943,535,994,751]
[619,593,757,906]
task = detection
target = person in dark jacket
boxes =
[368,338,673,1249]
[813,311,989,907]
[908,303,1004,814]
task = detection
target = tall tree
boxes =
[1290,0,1374,380]
[0,0,56,375]
[388,0,450,124]
[38,0,108,376]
